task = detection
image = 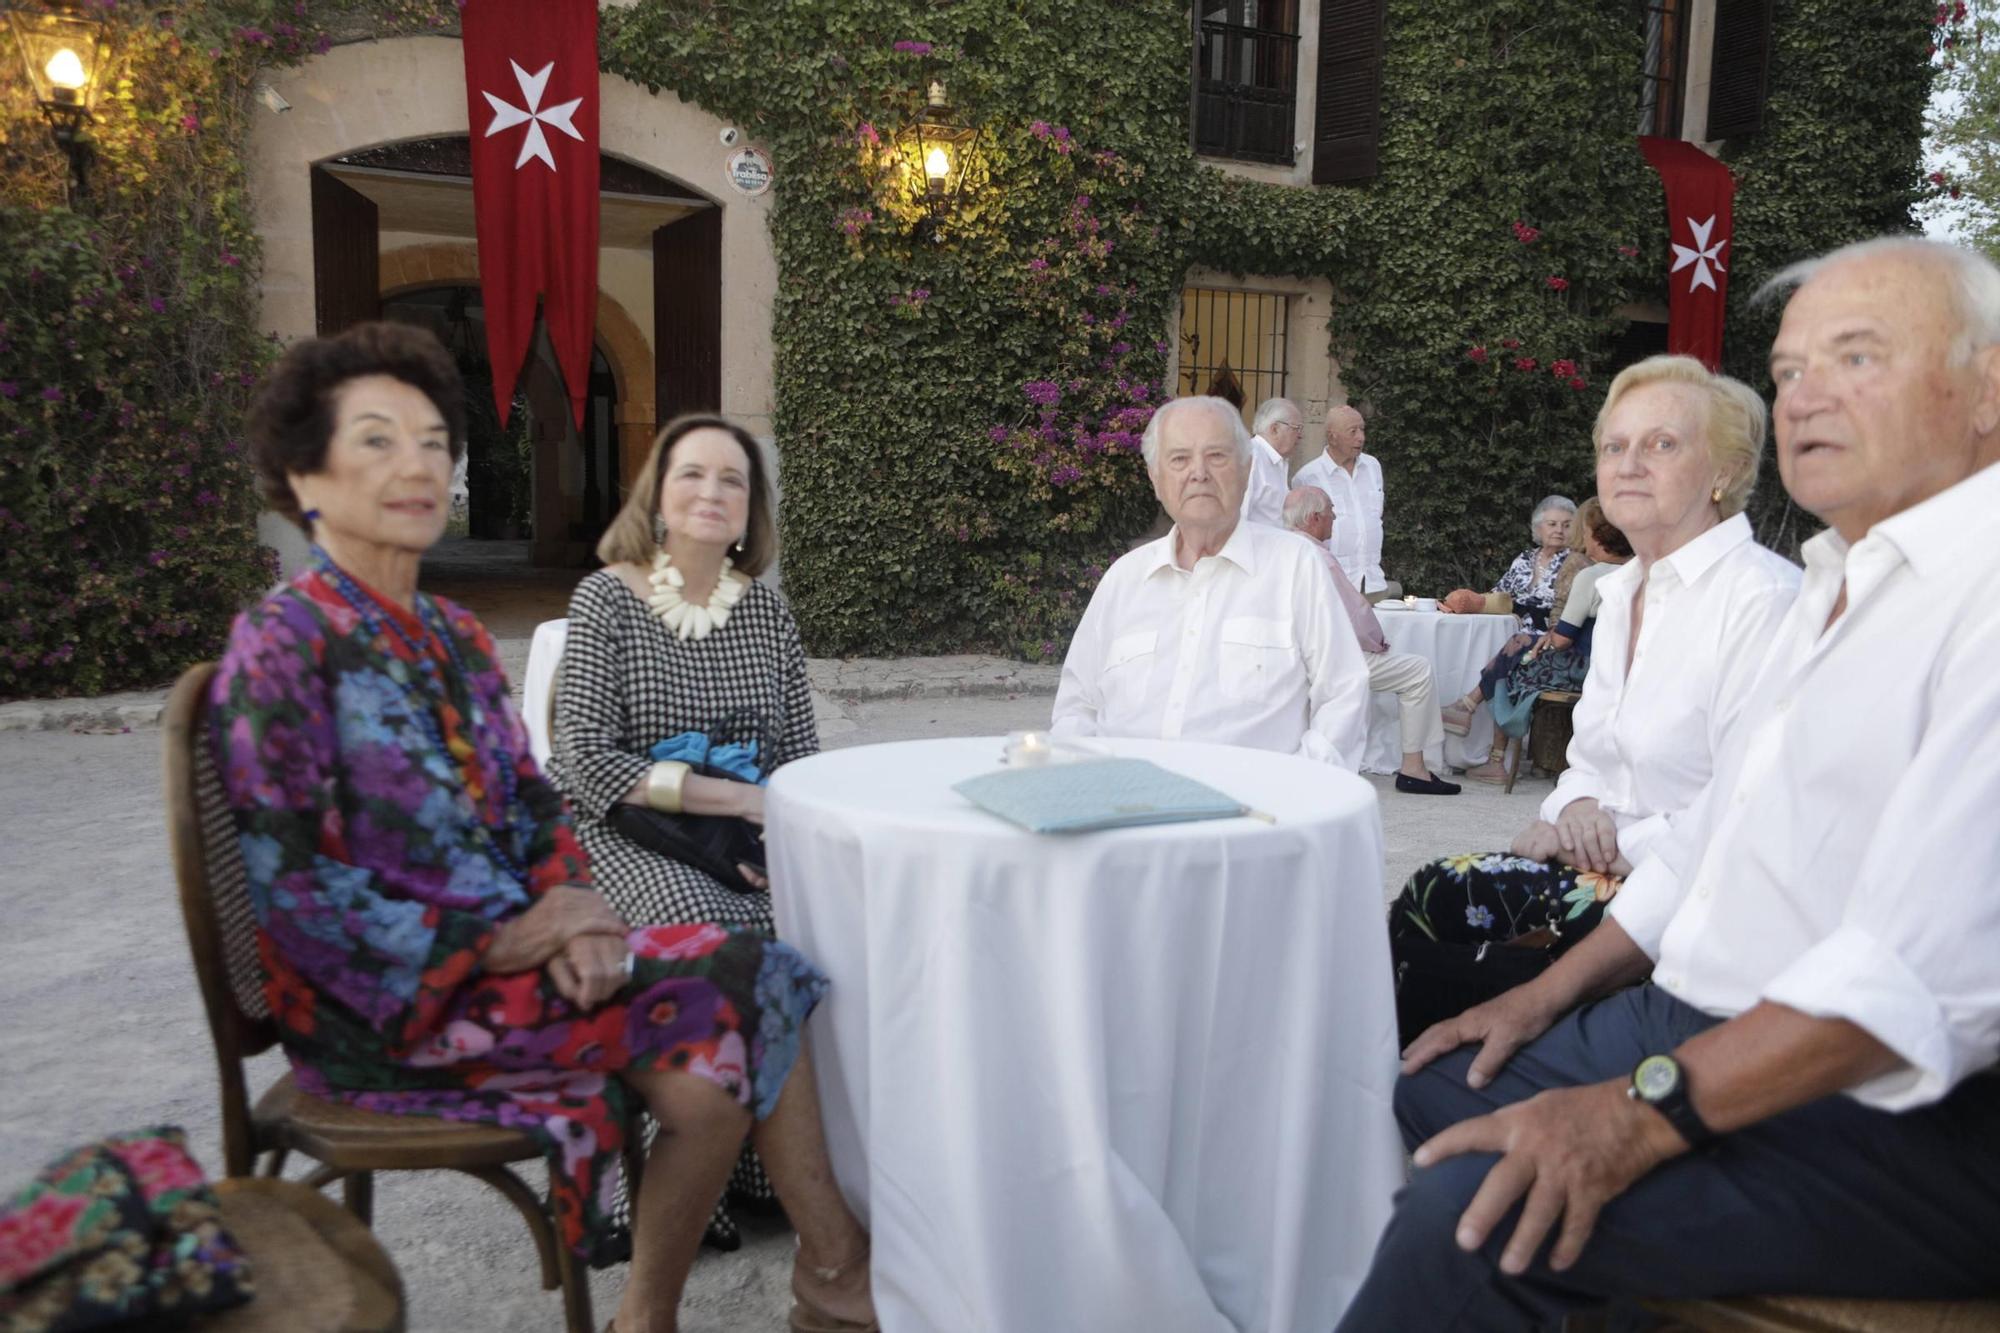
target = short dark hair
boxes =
[246,321,467,530]
[597,414,779,577]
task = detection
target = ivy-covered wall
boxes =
[1,0,1936,694]
[605,0,1933,660]
[0,1,456,701]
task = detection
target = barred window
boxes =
[1195,0,1302,165]
[1177,288,1291,426]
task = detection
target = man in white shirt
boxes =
[1283,486,1459,795]
[1293,405,1389,594]
[1052,396,1369,768]
[1240,396,1303,527]
[1337,237,2000,1326]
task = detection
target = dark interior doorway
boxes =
[380,285,619,561]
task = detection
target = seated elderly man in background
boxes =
[1052,396,1370,768]
[1241,396,1304,527]
[1336,236,2000,1327]
[1283,486,1459,795]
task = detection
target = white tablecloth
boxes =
[767,737,1404,1333]
[1364,608,1519,775]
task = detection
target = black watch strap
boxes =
[1629,1054,1718,1148]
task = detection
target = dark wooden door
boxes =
[309,167,379,335]
[652,208,723,428]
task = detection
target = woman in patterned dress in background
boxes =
[552,414,815,1249]
[212,324,874,1333]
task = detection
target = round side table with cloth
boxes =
[767,736,1404,1333]
[1366,608,1518,775]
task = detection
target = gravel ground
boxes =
[0,699,1544,1332]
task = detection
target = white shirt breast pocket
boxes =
[1103,629,1158,679]
[1218,616,1297,701]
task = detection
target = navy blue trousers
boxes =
[1335,985,2000,1331]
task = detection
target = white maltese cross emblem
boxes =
[1670,215,1728,294]
[482,59,584,172]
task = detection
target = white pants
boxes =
[1367,650,1443,758]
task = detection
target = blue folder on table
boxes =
[953,758,1248,834]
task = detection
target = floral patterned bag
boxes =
[0,1127,253,1332]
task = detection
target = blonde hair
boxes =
[1593,354,1765,518]
[596,414,778,575]
[1552,497,1600,611]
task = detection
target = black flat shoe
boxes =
[1395,771,1462,795]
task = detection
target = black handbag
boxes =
[1389,929,1564,1050]
[608,708,777,896]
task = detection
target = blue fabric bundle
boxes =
[651,731,766,785]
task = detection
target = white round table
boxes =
[1367,608,1520,775]
[767,737,1404,1333]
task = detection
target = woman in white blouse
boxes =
[1388,355,1801,1044]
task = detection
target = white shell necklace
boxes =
[648,549,746,640]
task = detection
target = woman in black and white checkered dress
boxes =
[551,415,815,929]
[550,413,816,1248]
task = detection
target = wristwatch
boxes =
[1627,1054,1717,1149]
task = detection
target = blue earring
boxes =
[303,508,322,522]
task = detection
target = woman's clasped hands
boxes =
[484,885,634,1010]
[1511,798,1632,876]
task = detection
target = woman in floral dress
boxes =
[212,323,875,1333]
[1390,357,1800,1048]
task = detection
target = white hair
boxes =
[1252,396,1299,436]
[1281,485,1331,529]
[1757,236,2000,364]
[1530,494,1576,540]
[1141,396,1252,471]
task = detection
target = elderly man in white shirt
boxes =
[1339,237,2000,1327]
[1282,485,1459,795]
[1052,396,1369,768]
[1240,396,1303,527]
[1293,405,1389,594]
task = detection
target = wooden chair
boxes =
[205,1177,406,1333]
[162,663,608,1333]
[1645,1294,2000,1331]
[1503,689,1582,795]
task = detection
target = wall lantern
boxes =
[4,0,114,204]
[899,80,980,240]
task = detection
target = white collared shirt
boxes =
[1240,434,1290,527]
[1051,521,1370,768]
[1609,461,2000,1111]
[1541,514,1799,866]
[1293,451,1384,589]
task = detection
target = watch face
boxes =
[1634,1055,1681,1101]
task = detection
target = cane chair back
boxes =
[1648,1294,2000,1331]
[162,663,606,1333]
[164,662,279,1177]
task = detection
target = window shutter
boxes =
[1311,0,1387,185]
[1705,0,1773,140]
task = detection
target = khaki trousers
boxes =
[1366,649,1443,757]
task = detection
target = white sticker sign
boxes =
[725,146,773,196]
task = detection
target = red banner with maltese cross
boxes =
[461,0,599,426]
[1638,136,1736,371]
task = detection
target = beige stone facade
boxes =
[245,33,780,464]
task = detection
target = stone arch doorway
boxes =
[307,134,723,569]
